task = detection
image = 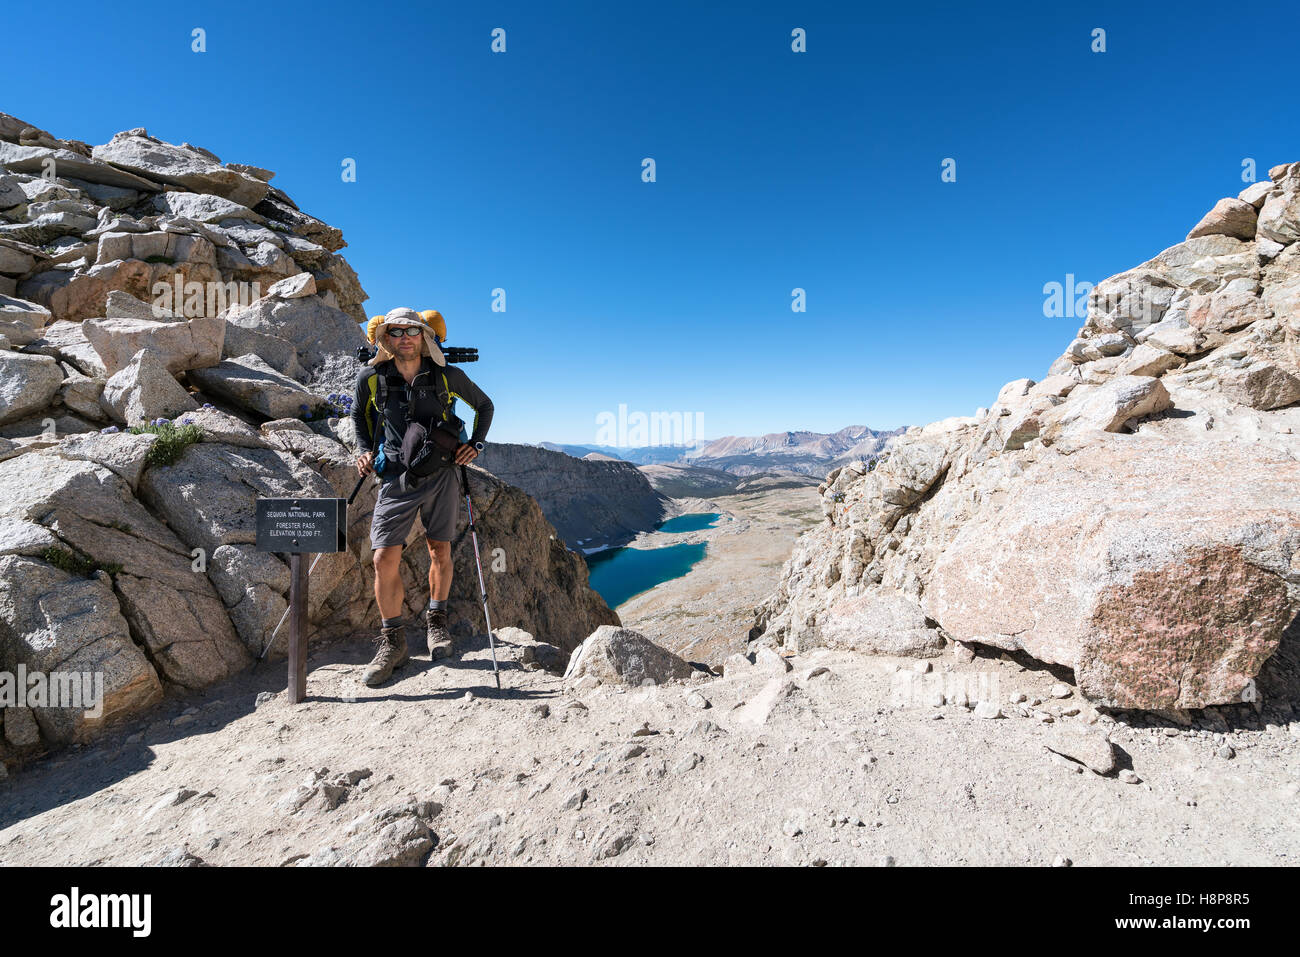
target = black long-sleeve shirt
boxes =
[352,358,494,453]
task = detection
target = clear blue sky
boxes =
[7,1,1298,444]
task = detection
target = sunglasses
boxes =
[386,326,422,338]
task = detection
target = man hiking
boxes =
[351,307,494,687]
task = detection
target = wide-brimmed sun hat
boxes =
[370,307,445,367]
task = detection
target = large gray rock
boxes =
[100,349,198,426]
[182,405,267,448]
[0,449,251,696]
[92,130,268,207]
[153,191,265,225]
[925,435,1300,709]
[221,322,304,379]
[1215,360,1300,411]
[208,544,291,654]
[137,440,348,654]
[1039,375,1171,444]
[253,194,345,252]
[18,258,159,324]
[92,229,217,271]
[0,199,98,246]
[564,625,695,687]
[224,294,364,367]
[139,441,337,558]
[0,173,26,212]
[0,294,52,346]
[58,365,108,422]
[1116,343,1185,378]
[53,430,158,491]
[0,452,250,688]
[0,141,162,192]
[0,554,163,743]
[266,272,316,300]
[0,238,39,276]
[83,313,225,376]
[0,350,62,425]
[105,289,168,320]
[1186,197,1257,241]
[188,354,319,419]
[1256,162,1300,245]
[64,177,141,211]
[812,589,945,657]
[21,320,107,377]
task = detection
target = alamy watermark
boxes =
[595,404,704,447]
[1,665,103,718]
[1042,273,1095,319]
[890,669,1001,709]
[50,887,150,937]
[152,274,261,318]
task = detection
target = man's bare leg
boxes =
[425,538,454,658]
[363,545,410,686]
[373,545,406,619]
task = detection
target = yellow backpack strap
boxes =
[366,372,382,449]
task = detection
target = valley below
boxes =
[610,484,823,667]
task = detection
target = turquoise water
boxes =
[586,542,707,609]
[657,512,721,533]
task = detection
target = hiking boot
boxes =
[426,609,454,659]
[362,625,410,686]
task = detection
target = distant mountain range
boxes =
[538,425,906,478]
[537,443,699,465]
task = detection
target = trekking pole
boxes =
[256,553,322,663]
[461,464,500,690]
[347,473,367,505]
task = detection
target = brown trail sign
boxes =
[255,497,347,703]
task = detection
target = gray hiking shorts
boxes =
[370,469,461,549]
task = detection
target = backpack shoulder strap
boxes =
[369,363,393,452]
[439,371,453,421]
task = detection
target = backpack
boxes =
[365,361,463,476]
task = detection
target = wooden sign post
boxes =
[256,497,347,704]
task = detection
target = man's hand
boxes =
[356,451,374,476]
[454,443,479,466]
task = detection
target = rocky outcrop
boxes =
[757,162,1300,711]
[477,442,671,549]
[0,113,616,763]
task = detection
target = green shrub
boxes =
[128,421,204,468]
[42,546,122,579]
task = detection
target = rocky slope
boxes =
[638,462,819,498]
[477,442,671,549]
[756,164,1300,712]
[0,113,615,766]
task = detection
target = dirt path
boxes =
[2,628,1296,866]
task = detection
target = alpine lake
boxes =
[583,513,721,609]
